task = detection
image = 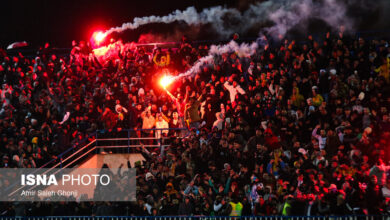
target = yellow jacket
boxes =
[376,57,390,83]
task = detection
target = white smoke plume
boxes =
[98,0,356,80]
[265,0,352,37]
[172,41,258,80]
[104,6,237,37]
[167,0,353,81]
[103,0,353,39]
[92,40,259,81]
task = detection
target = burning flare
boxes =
[93,31,106,45]
[159,75,174,89]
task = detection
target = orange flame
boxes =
[93,31,106,45]
[160,75,174,89]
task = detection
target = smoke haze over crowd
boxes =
[1,0,390,48]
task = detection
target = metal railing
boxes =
[4,127,188,199]
[94,127,188,152]
[36,127,188,169]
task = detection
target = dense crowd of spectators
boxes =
[0,29,390,216]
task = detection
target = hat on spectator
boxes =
[298,148,308,155]
[330,69,337,75]
[138,88,145,96]
[328,184,337,190]
[32,137,38,144]
[31,118,38,126]
[358,92,365,100]
[145,172,154,181]
[364,127,372,134]
[13,155,19,163]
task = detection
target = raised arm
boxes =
[166,90,177,102]
[197,94,205,103]
[140,106,151,119]
[224,81,233,91]
[312,124,321,140]
[268,83,275,95]
[208,178,219,194]
[236,85,246,95]
[223,176,232,195]
[183,86,190,104]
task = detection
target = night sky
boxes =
[1,0,389,49]
[0,0,239,48]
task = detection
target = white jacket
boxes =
[155,119,169,139]
[224,82,245,103]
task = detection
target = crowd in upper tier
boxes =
[0,29,390,216]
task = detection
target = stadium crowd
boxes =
[0,30,390,216]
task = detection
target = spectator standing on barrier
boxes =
[141,106,155,145]
[167,86,189,136]
[155,113,169,141]
[167,112,183,137]
[184,90,204,130]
